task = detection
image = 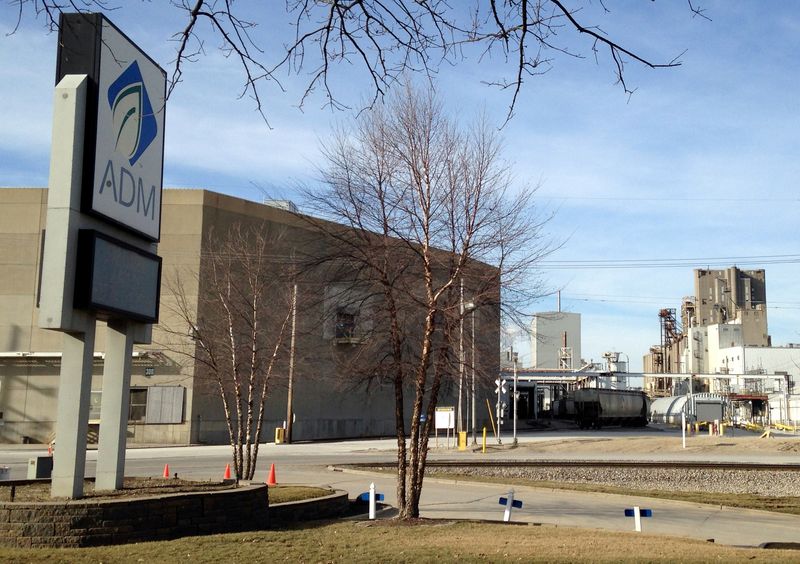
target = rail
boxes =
[345,460,800,472]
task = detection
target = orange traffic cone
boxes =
[266,463,277,486]
[163,463,170,478]
[223,463,231,480]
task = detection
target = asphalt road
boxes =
[2,429,800,547]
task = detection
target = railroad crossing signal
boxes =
[494,378,507,395]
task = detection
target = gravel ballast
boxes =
[428,465,800,497]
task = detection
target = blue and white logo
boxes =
[107,61,158,166]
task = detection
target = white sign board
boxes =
[57,13,166,241]
[92,21,165,240]
[435,407,455,430]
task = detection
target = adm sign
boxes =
[57,13,166,241]
[40,14,166,499]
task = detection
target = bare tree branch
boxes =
[9,1,706,123]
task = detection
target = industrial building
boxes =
[0,188,500,444]
[491,302,631,425]
[530,305,582,370]
[643,266,799,425]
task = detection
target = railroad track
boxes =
[347,460,800,472]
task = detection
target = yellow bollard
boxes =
[458,431,467,451]
[482,427,487,453]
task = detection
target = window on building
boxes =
[129,388,148,422]
[334,309,356,339]
[127,386,185,424]
[89,391,102,421]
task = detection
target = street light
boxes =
[458,282,476,436]
[512,350,518,446]
[470,305,477,444]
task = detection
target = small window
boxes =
[335,309,356,339]
[129,388,148,422]
[89,391,102,421]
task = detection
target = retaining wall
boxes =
[0,484,348,548]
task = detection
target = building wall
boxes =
[693,267,768,346]
[682,326,709,373]
[0,188,501,444]
[530,312,581,369]
[714,345,800,393]
[0,188,198,444]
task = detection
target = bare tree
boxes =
[303,83,552,518]
[159,223,293,480]
[10,1,707,121]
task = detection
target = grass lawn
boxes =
[268,485,332,504]
[0,520,795,563]
[0,480,330,504]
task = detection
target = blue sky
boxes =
[2,2,800,370]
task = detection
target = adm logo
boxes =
[97,60,160,225]
[107,60,158,166]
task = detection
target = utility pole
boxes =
[512,349,518,446]
[285,282,297,443]
[471,308,477,445]
[458,279,464,433]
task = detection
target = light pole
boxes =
[470,306,476,445]
[458,283,475,435]
[512,350,519,446]
[285,282,297,443]
[458,281,464,434]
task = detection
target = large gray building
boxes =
[0,188,499,444]
[692,267,769,347]
[530,311,582,370]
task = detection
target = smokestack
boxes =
[557,290,561,313]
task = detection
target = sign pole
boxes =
[681,411,686,449]
[503,489,515,522]
[512,351,518,446]
[369,482,376,520]
[51,322,96,498]
[45,73,97,499]
[95,320,135,490]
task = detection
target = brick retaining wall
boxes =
[268,489,349,525]
[0,484,269,548]
[0,483,350,548]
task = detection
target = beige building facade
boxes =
[0,188,500,444]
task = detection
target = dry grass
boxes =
[0,520,794,563]
[0,479,330,504]
[0,478,235,502]
[268,485,332,504]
